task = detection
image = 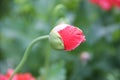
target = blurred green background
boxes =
[0,0,120,80]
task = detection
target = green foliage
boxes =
[0,0,120,80]
[39,61,66,80]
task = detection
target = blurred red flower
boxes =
[90,0,120,10]
[0,69,35,80]
[113,0,120,8]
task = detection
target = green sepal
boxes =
[49,31,64,50]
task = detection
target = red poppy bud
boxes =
[49,24,86,51]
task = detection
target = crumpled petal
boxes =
[57,24,86,51]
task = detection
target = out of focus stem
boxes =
[9,35,49,80]
[43,43,51,80]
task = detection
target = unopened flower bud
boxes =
[49,24,86,51]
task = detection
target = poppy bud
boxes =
[49,24,86,51]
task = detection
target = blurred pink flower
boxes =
[80,51,91,62]
[98,0,112,10]
[0,69,35,80]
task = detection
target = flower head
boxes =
[80,51,91,65]
[90,0,112,10]
[80,51,91,62]
[98,0,112,10]
[0,69,35,80]
[113,0,120,8]
[0,75,8,80]
[49,24,86,51]
[90,0,120,10]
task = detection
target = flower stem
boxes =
[43,43,51,80]
[9,35,49,80]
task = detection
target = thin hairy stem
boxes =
[9,35,49,80]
